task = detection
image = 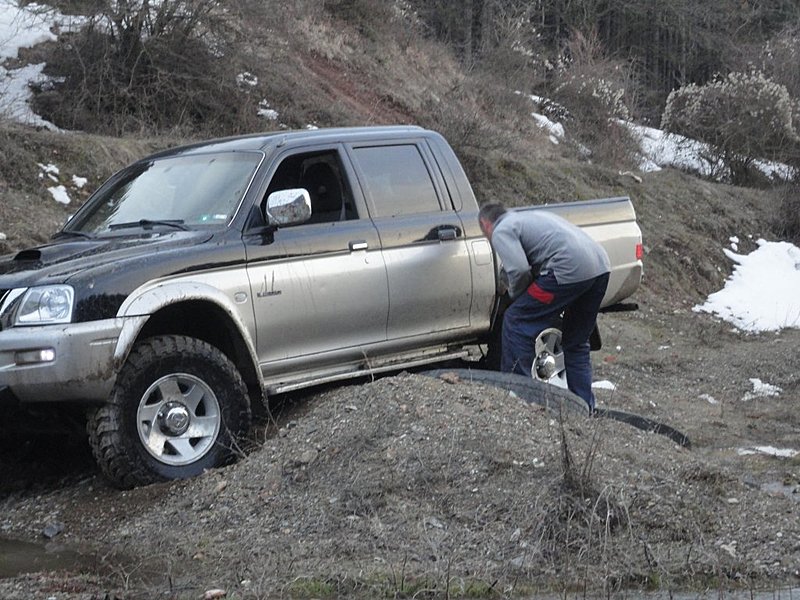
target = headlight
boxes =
[15,285,75,325]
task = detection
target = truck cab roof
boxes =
[145,125,430,161]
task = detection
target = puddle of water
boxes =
[0,537,92,579]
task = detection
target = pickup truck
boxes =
[0,126,643,488]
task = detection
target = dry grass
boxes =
[773,184,800,244]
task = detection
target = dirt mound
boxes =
[2,371,799,598]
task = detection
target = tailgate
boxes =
[517,197,643,307]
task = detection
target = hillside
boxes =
[1,3,799,599]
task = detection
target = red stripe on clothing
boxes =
[528,282,555,304]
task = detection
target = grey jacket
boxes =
[491,210,611,299]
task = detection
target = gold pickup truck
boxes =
[0,126,642,487]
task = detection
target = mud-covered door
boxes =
[347,140,472,340]
[244,147,388,372]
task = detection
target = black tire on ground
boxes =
[421,368,692,447]
[87,335,251,489]
[420,368,590,415]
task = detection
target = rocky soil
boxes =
[1,309,799,600]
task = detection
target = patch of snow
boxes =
[47,184,70,204]
[0,232,6,240]
[236,72,258,87]
[0,2,82,130]
[258,108,279,120]
[699,394,719,405]
[742,378,782,401]
[694,240,800,332]
[753,157,795,181]
[592,380,617,391]
[1,63,59,129]
[622,121,722,176]
[72,175,88,188]
[531,112,564,144]
[0,2,58,61]
[737,446,798,459]
[38,162,59,176]
[257,99,278,120]
[621,120,795,181]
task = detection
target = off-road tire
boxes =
[87,335,251,489]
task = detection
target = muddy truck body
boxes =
[0,126,643,487]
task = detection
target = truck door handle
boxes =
[349,240,369,251]
[437,227,459,242]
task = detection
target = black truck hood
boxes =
[0,231,214,285]
[0,230,246,322]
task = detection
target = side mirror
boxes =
[265,189,311,226]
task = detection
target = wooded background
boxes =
[406,0,800,110]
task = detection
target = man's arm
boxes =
[492,227,534,300]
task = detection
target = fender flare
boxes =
[113,281,261,379]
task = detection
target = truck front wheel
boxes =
[87,335,251,489]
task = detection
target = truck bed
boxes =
[514,196,643,307]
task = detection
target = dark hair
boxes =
[478,202,507,224]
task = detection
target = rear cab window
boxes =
[350,144,445,217]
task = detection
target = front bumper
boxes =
[0,318,127,403]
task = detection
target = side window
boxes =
[263,150,358,225]
[353,145,441,217]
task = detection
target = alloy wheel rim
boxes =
[136,373,221,466]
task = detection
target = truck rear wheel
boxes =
[87,335,251,488]
[532,327,568,388]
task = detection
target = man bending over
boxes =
[479,202,610,410]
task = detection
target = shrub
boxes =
[32,0,262,135]
[550,29,635,119]
[661,71,800,185]
[758,26,800,102]
[544,29,640,167]
[417,80,523,158]
[322,0,395,34]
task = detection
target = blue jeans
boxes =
[501,271,610,409]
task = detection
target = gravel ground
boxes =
[1,309,799,599]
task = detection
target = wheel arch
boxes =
[116,284,263,407]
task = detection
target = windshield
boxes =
[67,152,263,234]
